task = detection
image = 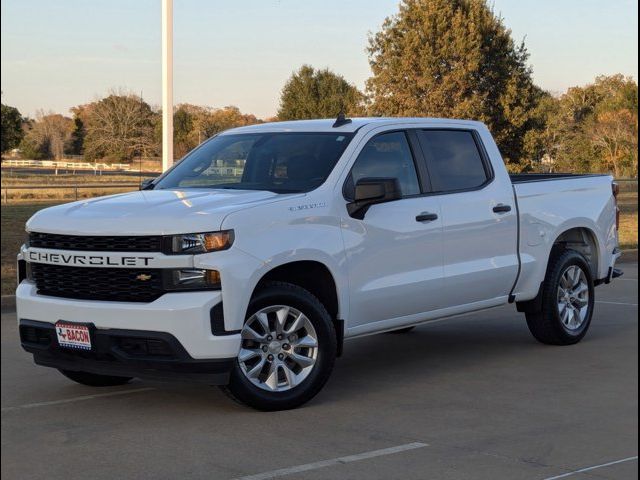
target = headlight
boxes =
[170,230,234,254]
[164,269,221,291]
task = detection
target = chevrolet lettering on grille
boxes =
[26,249,154,268]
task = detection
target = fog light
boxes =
[164,269,221,291]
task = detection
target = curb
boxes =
[1,250,636,313]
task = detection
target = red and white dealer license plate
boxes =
[55,322,92,350]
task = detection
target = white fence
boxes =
[1,159,136,171]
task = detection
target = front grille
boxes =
[31,263,164,302]
[29,232,163,253]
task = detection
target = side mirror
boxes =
[347,177,401,219]
[140,178,156,190]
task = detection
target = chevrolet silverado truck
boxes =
[17,117,623,410]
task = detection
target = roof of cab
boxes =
[220,117,485,135]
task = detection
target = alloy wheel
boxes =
[238,305,318,392]
[557,265,590,331]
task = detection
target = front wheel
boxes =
[221,281,337,411]
[525,249,595,345]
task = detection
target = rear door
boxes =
[415,129,518,307]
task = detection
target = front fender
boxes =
[203,200,348,331]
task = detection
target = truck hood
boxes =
[26,189,298,235]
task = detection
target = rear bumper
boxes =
[20,319,234,384]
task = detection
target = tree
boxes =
[206,105,260,134]
[366,0,541,165]
[590,109,636,177]
[68,104,90,155]
[171,104,261,158]
[531,75,638,177]
[1,103,24,153]
[19,111,74,159]
[83,92,157,162]
[277,65,365,120]
[173,105,195,158]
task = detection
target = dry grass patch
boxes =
[3,187,139,203]
[619,212,638,250]
[1,172,155,203]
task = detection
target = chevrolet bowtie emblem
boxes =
[136,273,152,281]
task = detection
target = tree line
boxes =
[1,93,260,163]
[1,0,637,176]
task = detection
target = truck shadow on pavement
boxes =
[106,308,633,412]
[317,309,634,407]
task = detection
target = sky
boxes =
[1,0,638,119]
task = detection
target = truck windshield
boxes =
[154,132,354,193]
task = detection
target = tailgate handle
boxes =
[493,204,512,213]
[416,212,438,222]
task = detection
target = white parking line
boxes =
[596,300,638,307]
[543,455,638,479]
[1,387,154,413]
[231,442,429,480]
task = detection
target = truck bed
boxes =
[510,172,617,301]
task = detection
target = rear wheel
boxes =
[221,281,337,411]
[525,249,595,345]
[59,369,133,387]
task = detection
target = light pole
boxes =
[162,0,173,172]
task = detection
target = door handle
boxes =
[416,212,438,222]
[493,204,512,213]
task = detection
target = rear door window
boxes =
[417,130,489,192]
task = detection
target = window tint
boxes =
[347,132,420,198]
[417,130,488,192]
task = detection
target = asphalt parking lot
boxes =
[1,263,637,480]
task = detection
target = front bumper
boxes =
[16,281,241,360]
[20,319,234,384]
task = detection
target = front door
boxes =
[341,131,444,328]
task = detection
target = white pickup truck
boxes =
[17,117,623,410]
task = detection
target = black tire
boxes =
[525,249,595,345]
[59,369,133,387]
[386,326,416,334]
[221,281,337,411]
